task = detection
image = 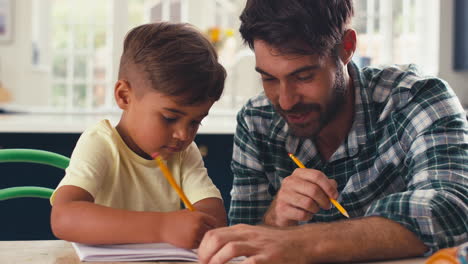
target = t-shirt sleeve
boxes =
[50,129,114,204]
[179,142,222,204]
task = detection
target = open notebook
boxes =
[72,242,244,262]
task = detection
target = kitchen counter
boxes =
[0,111,237,134]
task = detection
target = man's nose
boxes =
[278,82,299,111]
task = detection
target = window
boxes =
[353,0,440,75]
[36,0,241,112]
[34,0,440,112]
[48,0,113,109]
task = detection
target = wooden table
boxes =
[0,240,427,264]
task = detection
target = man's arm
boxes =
[229,105,272,225]
[198,216,427,264]
[363,79,468,253]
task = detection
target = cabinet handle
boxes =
[198,145,208,158]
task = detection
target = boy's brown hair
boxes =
[118,22,226,104]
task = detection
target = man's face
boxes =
[253,40,347,138]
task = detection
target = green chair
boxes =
[0,149,69,200]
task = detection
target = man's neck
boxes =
[315,80,355,161]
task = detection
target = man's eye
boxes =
[296,73,314,81]
[261,75,276,82]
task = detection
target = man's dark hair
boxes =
[119,22,226,104]
[239,0,354,57]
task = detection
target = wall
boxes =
[439,0,468,106]
[0,0,50,106]
[1,0,468,108]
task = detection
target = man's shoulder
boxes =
[238,92,276,118]
[235,92,281,135]
[362,64,448,96]
[361,64,458,112]
[358,64,466,128]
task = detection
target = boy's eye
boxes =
[162,116,178,123]
[192,120,202,127]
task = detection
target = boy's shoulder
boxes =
[75,119,120,154]
[82,119,115,136]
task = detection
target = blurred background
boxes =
[0,0,466,114]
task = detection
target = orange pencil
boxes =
[288,153,349,218]
[152,153,195,211]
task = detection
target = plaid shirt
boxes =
[229,62,468,253]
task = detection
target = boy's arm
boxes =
[193,197,227,227]
[51,185,218,248]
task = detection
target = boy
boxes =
[50,22,227,249]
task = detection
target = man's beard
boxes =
[275,65,347,138]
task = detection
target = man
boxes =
[198,1,468,263]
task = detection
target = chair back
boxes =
[0,148,69,200]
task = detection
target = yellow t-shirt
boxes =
[51,119,222,212]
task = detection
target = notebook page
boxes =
[72,242,198,262]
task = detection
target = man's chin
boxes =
[288,123,321,138]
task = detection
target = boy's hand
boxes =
[161,210,218,249]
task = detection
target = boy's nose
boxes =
[173,127,190,141]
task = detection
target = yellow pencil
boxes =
[152,153,195,211]
[288,153,349,218]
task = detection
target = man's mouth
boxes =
[285,112,312,124]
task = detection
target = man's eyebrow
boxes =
[288,65,320,76]
[255,65,320,78]
[255,67,273,76]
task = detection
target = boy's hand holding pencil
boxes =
[160,210,218,249]
[152,152,218,249]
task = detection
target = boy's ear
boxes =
[114,80,132,110]
[339,29,357,65]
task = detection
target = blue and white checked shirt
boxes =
[228,62,468,253]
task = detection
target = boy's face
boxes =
[253,40,347,138]
[116,82,214,160]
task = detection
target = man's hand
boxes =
[161,210,218,249]
[263,168,338,226]
[198,224,310,264]
[198,217,428,264]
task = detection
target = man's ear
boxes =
[339,29,357,65]
[114,80,132,110]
